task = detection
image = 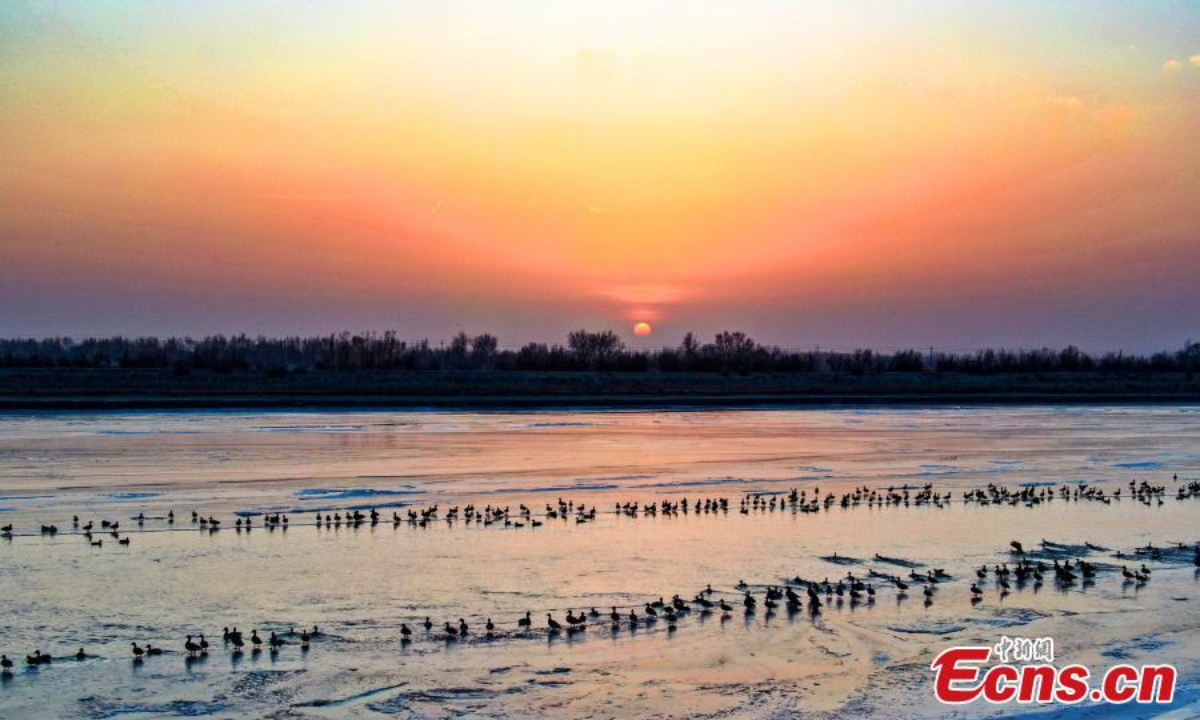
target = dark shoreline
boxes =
[1,368,1197,411]
[1,395,1196,412]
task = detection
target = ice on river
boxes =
[0,406,1197,718]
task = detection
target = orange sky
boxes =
[1,0,1197,349]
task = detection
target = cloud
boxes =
[575,48,618,84]
[1093,104,1133,129]
[1162,59,1182,72]
[598,283,688,306]
[1045,95,1083,110]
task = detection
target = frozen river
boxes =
[0,406,1197,718]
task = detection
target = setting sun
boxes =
[634,322,653,337]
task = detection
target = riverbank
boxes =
[1,368,1197,410]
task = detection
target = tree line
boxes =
[0,332,1195,375]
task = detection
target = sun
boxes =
[633,322,652,337]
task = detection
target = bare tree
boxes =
[471,333,498,369]
[567,330,625,370]
[712,331,756,372]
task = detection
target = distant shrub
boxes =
[0,334,1193,376]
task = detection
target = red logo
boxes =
[931,640,1175,705]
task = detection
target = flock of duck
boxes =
[2,478,1195,546]
[3,627,324,673]
[2,476,1195,677]
[4,531,1196,675]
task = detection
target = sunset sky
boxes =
[1,0,1197,350]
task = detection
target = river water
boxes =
[0,406,1197,718]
